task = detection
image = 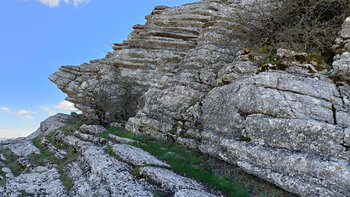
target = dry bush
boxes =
[82,81,119,124]
[233,0,350,55]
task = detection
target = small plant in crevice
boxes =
[29,136,79,191]
[0,146,24,176]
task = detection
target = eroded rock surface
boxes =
[79,124,106,135]
[4,165,67,197]
[27,113,70,140]
[0,119,219,196]
[112,144,170,167]
[48,0,350,196]
[7,141,40,157]
[139,166,210,193]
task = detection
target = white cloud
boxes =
[71,0,90,7]
[39,0,60,7]
[17,110,33,115]
[0,106,36,120]
[41,100,78,116]
[0,107,11,112]
[24,115,35,120]
[40,106,56,116]
[53,100,77,112]
[38,0,90,7]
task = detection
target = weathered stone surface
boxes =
[112,144,170,167]
[139,166,213,194]
[57,134,156,197]
[2,167,11,174]
[4,165,67,197]
[47,0,350,196]
[1,113,224,196]
[8,141,40,157]
[41,137,67,159]
[73,130,108,145]
[0,154,6,161]
[109,134,140,144]
[80,124,106,135]
[27,113,70,140]
[333,16,350,80]
[334,52,350,80]
[174,189,217,197]
[110,122,123,128]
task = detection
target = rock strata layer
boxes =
[0,116,219,196]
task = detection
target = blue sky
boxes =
[0,0,196,138]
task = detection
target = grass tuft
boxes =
[100,127,250,197]
[29,136,79,191]
[0,146,24,176]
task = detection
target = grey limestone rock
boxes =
[57,135,156,197]
[139,166,216,195]
[333,16,350,80]
[48,0,350,196]
[79,124,106,135]
[4,166,68,197]
[73,130,108,145]
[333,52,350,80]
[109,134,140,144]
[41,137,67,159]
[110,122,123,128]
[27,113,70,140]
[8,141,40,157]
[112,144,170,167]
[174,189,218,197]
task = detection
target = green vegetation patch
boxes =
[100,127,294,197]
[0,179,6,186]
[96,127,136,140]
[29,135,79,191]
[100,127,249,197]
[0,146,24,176]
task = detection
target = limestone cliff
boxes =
[48,0,350,196]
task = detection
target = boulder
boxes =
[79,124,106,134]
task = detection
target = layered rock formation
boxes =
[49,0,350,196]
[0,117,220,196]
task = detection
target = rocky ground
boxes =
[0,114,294,197]
[0,116,218,197]
[19,0,350,196]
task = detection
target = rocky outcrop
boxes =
[27,113,70,140]
[333,17,350,80]
[4,165,67,197]
[49,0,244,120]
[0,120,221,196]
[112,144,170,167]
[79,124,106,135]
[49,0,350,196]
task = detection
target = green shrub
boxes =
[233,0,350,55]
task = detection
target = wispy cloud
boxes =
[38,0,90,7]
[0,107,11,112]
[40,100,78,116]
[24,115,35,120]
[40,106,56,116]
[17,110,34,115]
[53,100,77,112]
[39,0,59,7]
[0,106,36,120]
